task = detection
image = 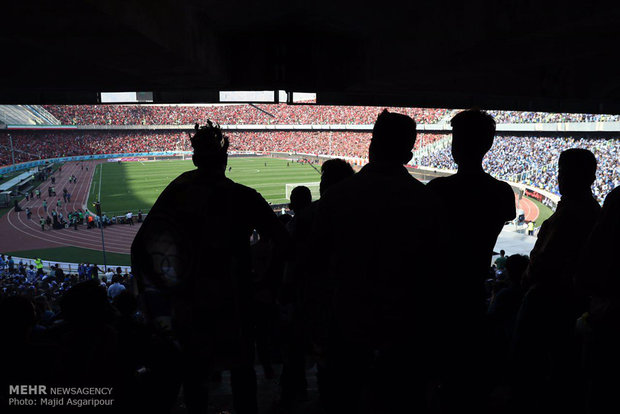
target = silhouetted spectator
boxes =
[108,275,126,299]
[576,186,620,414]
[131,121,289,414]
[495,249,508,271]
[512,148,601,414]
[41,280,122,403]
[488,254,530,383]
[289,186,312,216]
[307,110,445,413]
[0,296,57,405]
[426,109,516,412]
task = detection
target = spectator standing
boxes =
[7,256,15,273]
[132,121,289,414]
[495,250,508,271]
[513,149,601,413]
[427,109,516,412]
[307,110,446,413]
[108,275,126,299]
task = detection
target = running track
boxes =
[0,160,141,255]
[516,193,540,223]
[0,163,541,256]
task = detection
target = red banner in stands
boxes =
[525,188,544,202]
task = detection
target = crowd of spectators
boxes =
[0,258,181,411]
[2,130,619,204]
[43,104,449,125]
[0,256,133,317]
[42,104,620,126]
[485,110,620,123]
[416,135,620,203]
[0,130,444,166]
[0,131,190,166]
[227,131,443,158]
[1,111,619,413]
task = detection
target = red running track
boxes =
[0,160,140,255]
[516,193,540,222]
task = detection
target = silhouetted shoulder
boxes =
[428,172,515,221]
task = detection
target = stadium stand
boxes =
[416,135,620,203]
[1,109,619,414]
[0,130,444,166]
[2,129,618,203]
[40,104,620,126]
[486,110,620,123]
[42,104,448,125]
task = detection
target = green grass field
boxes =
[87,157,321,216]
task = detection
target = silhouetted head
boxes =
[320,158,355,196]
[59,280,110,325]
[113,290,137,318]
[500,249,505,257]
[190,121,229,173]
[369,110,416,164]
[289,186,312,214]
[558,148,597,196]
[505,254,530,285]
[450,109,496,169]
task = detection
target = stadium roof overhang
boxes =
[3,0,620,114]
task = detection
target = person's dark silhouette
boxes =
[576,186,620,414]
[426,109,515,412]
[289,186,312,216]
[0,296,58,405]
[41,279,123,406]
[131,121,288,414]
[111,290,181,412]
[318,158,356,197]
[279,159,355,409]
[487,254,529,385]
[306,110,446,413]
[512,148,601,414]
[427,109,516,303]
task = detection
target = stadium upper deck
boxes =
[40,104,620,126]
[42,104,448,126]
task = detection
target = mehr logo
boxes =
[9,385,47,395]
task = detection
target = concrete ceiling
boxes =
[2,0,620,113]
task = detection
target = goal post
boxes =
[285,182,320,201]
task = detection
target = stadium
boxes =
[1,104,618,266]
[2,2,620,414]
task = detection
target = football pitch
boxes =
[87,157,321,215]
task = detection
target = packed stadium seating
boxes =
[0,130,444,166]
[416,135,620,203]
[485,110,620,123]
[2,130,618,203]
[42,104,449,125]
[41,104,620,126]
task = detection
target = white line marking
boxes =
[98,163,103,202]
